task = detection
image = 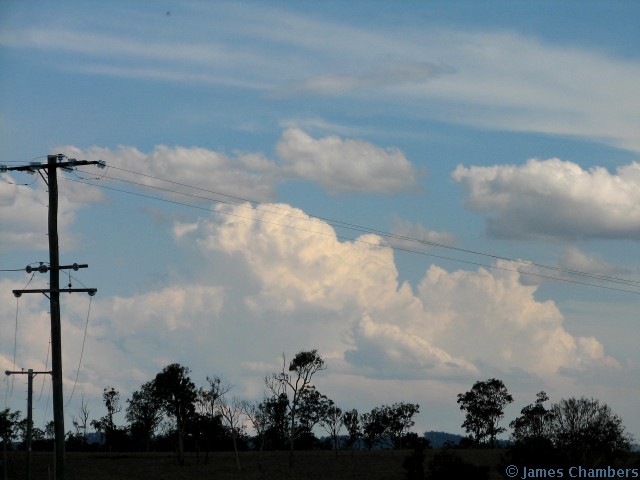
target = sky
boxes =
[1,1,639,443]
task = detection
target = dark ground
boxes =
[3,449,639,480]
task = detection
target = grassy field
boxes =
[4,449,639,480]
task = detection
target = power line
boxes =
[61,175,640,295]
[9,273,36,398]
[10,297,19,398]
[74,166,640,288]
[0,174,39,186]
[66,296,93,406]
[38,340,51,403]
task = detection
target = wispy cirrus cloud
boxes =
[3,5,639,152]
[272,62,455,97]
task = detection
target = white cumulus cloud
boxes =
[416,262,620,376]
[276,128,418,194]
[0,173,95,253]
[452,158,640,241]
[58,144,280,204]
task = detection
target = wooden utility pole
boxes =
[4,154,103,479]
[5,369,52,480]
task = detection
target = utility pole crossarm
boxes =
[5,370,52,376]
[1,157,105,172]
[25,264,89,274]
[13,288,97,297]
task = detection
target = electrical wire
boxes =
[65,296,93,406]
[2,375,8,410]
[69,173,640,293]
[67,272,88,289]
[73,166,640,289]
[10,297,19,398]
[61,175,640,295]
[0,174,39,186]
[42,379,51,428]
[0,162,40,186]
[71,164,110,181]
[38,340,51,403]
[9,272,36,398]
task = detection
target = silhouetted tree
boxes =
[362,407,388,449]
[1,408,21,450]
[361,403,420,449]
[505,392,560,469]
[195,376,229,464]
[267,349,326,467]
[101,386,122,451]
[260,392,289,450]
[295,385,331,448]
[342,409,361,450]
[319,401,344,457]
[89,418,105,446]
[549,397,632,466]
[239,398,269,470]
[510,391,554,444]
[457,378,513,447]
[71,395,90,447]
[126,381,162,452]
[44,420,54,440]
[218,394,245,471]
[152,363,197,466]
[387,403,420,449]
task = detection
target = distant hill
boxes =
[424,431,513,448]
[86,432,103,445]
[423,431,464,448]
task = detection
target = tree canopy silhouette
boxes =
[152,363,197,466]
[457,378,513,447]
[267,349,326,467]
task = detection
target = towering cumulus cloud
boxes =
[174,202,618,381]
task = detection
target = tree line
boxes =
[1,351,635,473]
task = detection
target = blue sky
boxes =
[1,1,640,442]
